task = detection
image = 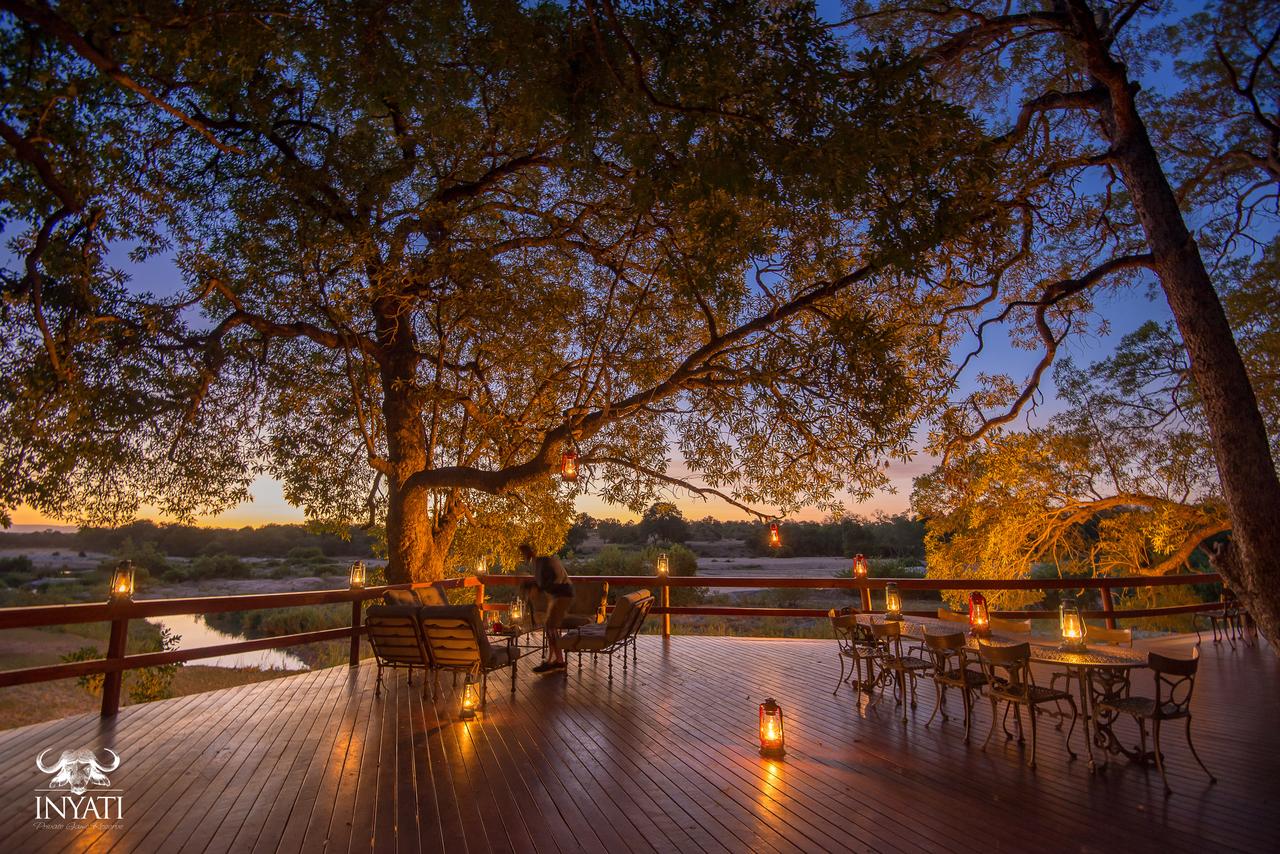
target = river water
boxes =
[146,614,308,670]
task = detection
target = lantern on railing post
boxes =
[656,552,670,575]
[474,555,489,576]
[560,450,579,481]
[459,673,480,720]
[884,581,903,621]
[851,554,869,579]
[968,592,991,638]
[108,561,135,602]
[1059,597,1088,651]
[758,697,786,757]
[348,560,367,589]
[768,522,782,548]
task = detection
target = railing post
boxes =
[859,580,872,613]
[661,577,671,638]
[350,596,362,666]
[1101,586,1117,630]
[100,610,129,717]
[475,575,486,607]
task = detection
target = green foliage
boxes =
[575,543,704,605]
[636,503,690,544]
[128,626,181,704]
[61,646,104,696]
[0,555,34,575]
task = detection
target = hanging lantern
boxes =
[459,674,480,720]
[884,582,903,621]
[348,561,367,589]
[768,522,781,548]
[560,451,579,481]
[109,561,135,602]
[851,554,869,579]
[1059,597,1088,651]
[968,592,991,638]
[758,697,786,757]
[656,552,670,575]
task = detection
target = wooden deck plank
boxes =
[0,634,1273,854]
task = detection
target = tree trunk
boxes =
[374,296,443,584]
[1071,0,1280,651]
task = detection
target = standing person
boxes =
[518,543,573,673]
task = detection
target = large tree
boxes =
[1,0,999,580]
[845,0,1280,648]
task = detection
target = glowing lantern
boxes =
[475,555,489,575]
[884,582,903,621]
[460,675,480,720]
[656,552,670,575]
[851,554,869,578]
[758,697,786,757]
[109,561,135,601]
[768,523,782,548]
[349,561,367,589]
[510,597,525,625]
[1059,597,1088,651]
[968,592,991,638]
[560,451,579,481]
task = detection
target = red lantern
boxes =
[851,554,869,578]
[968,592,991,638]
[768,522,781,548]
[758,697,785,757]
[560,451,579,481]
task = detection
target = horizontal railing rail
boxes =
[0,570,1224,717]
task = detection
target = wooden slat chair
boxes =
[382,582,451,608]
[561,590,653,681]
[418,604,521,708]
[990,617,1032,635]
[364,605,432,698]
[829,608,882,694]
[530,580,610,630]
[922,632,987,742]
[1093,648,1215,795]
[977,641,1077,769]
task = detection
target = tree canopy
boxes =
[1,0,1001,580]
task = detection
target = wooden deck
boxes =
[0,633,1273,853]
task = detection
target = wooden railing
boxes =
[0,571,1222,717]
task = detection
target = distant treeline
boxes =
[0,520,379,558]
[583,511,924,560]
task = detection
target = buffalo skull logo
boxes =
[36,748,121,795]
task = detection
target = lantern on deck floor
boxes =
[851,554,869,579]
[884,582,903,621]
[510,597,525,625]
[109,561,135,602]
[348,561,367,589]
[758,697,786,757]
[560,451,579,481]
[1059,597,1088,651]
[657,552,670,575]
[968,592,991,639]
[460,675,480,720]
[768,522,782,548]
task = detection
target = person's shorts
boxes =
[545,595,572,633]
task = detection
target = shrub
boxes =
[187,553,252,580]
[0,555,34,575]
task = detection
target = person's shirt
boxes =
[529,554,572,598]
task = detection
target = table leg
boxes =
[1076,667,1099,773]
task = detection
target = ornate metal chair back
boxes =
[1148,648,1200,720]
[977,641,1033,701]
